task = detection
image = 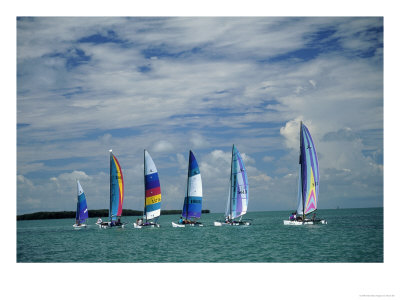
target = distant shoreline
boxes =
[17,209,211,221]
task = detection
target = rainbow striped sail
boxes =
[109,150,124,221]
[76,180,88,224]
[182,150,202,219]
[144,150,161,221]
[225,145,249,220]
[298,122,319,216]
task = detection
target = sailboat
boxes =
[283,122,327,225]
[134,150,162,228]
[214,145,250,226]
[172,150,203,228]
[98,150,125,228]
[73,180,89,229]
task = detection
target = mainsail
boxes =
[76,180,89,223]
[182,150,202,219]
[225,145,249,220]
[109,150,124,221]
[298,122,319,216]
[144,150,161,221]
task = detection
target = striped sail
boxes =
[226,145,249,219]
[300,122,319,216]
[144,150,161,221]
[182,150,202,219]
[76,180,88,223]
[110,151,124,221]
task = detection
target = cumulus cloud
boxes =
[52,170,90,182]
[280,118,303,150]
[152,140,174,153]
[262,156,274,162]
[176,153,187,169]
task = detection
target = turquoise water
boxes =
[17,207,383,262]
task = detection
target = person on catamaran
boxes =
[137,218,143,226]
[178,217,184,224]
[97,218,102,224]
[290,212,296,221]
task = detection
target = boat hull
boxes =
[171,222,203,227]
[134,222,160,229]
[73,223,87,229]
[214,221,251,226]
[283,219,327,225]
[96,222,125,229]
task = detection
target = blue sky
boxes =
[16,17,383,215]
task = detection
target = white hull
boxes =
[171,222,203,228]
[134,222,160,229]
[214,221,251,226]
[283,219,327,225]
[73,223,87,229]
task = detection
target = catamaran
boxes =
[97,150,125,228]
[73,180,89,229]
[134,150,162,228]
[172,150,203,228]
[283,122,327,225]
[214,145,250,226]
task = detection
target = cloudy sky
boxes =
[16,17,383,215]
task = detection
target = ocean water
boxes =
[16,207,383,263]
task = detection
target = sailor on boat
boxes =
[113,217,122,226]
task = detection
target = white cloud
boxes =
[190,133,210,149]
[176,153,186,169]
[152,140,174,153]
[262,156,274,162]
[280,118,303,150]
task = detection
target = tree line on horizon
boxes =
[17,209,211,221]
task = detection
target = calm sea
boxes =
[16,207,383,263]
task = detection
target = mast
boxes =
[185,150,191,220]
[300,122,305,221]
[109,150,113,222]
[76,179,79,222]
[229,144,234,220]
[144,149,147,223]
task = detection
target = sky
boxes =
[16,17,384,215]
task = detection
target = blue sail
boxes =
[76,180,88,223]
[182,150,202,219]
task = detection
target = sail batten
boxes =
[182,150,202,219]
